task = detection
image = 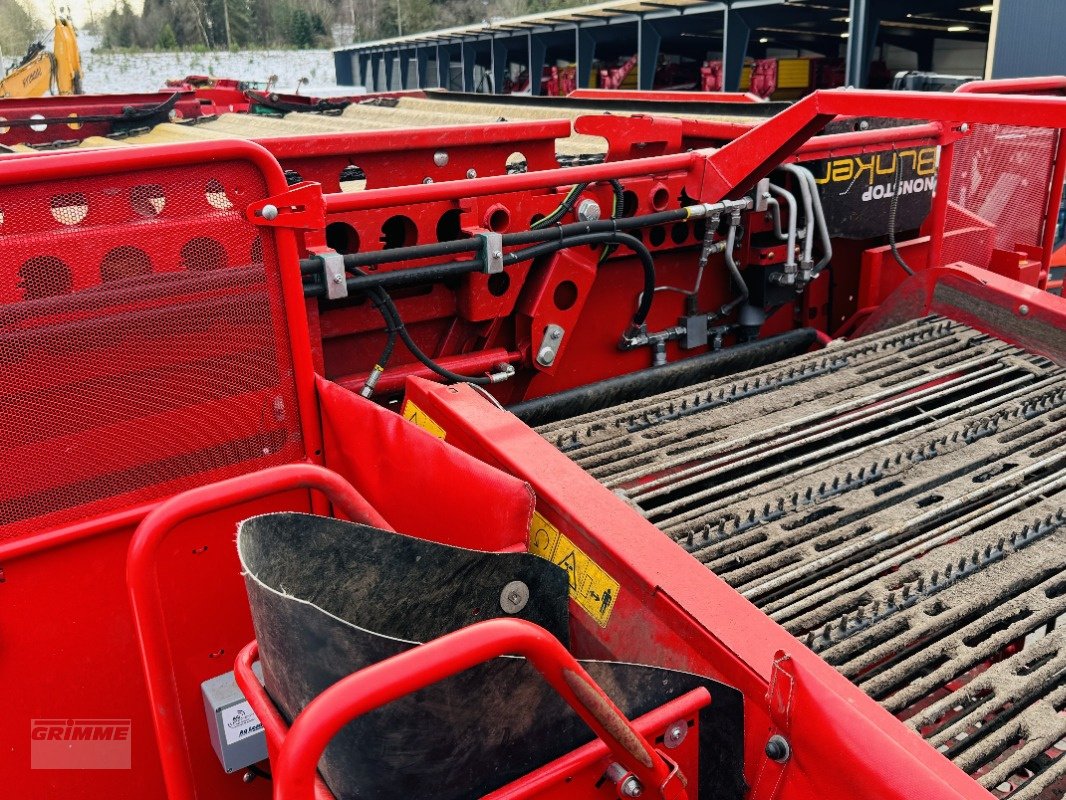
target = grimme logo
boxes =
[30,719,132,769]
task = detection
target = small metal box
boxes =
[201,664,268,773]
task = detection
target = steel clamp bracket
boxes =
[472,229,505,274]
[305,246,348,301]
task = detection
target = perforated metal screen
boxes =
[948,124,1057,264]
[0,155,303,541]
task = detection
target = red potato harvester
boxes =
[2,78,1066,800]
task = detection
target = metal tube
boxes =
[765,196,788,241]
[781,163,814,264]
[126,464,389,800]
[324,151,698,213]
[271,618,682,800]
[719,215,748,317]
[796,164,832,273]
[768,184,797,267]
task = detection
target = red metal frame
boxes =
[257,119,570,192]
[568,88,763,103]
[127,464,387,800]
[238,618,691,800]
[7,87,1066,800]
[0,91,207,146]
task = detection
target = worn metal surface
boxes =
[540,316,1066,799]
[239,512,746,800]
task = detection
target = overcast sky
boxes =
[24,0,140,27]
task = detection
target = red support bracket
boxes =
[749,652,797,800]
[246,180,326,230]
[575,114,684,161]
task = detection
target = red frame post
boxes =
[126,463,389,800]
[264,618,689,800]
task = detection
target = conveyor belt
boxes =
[40,94,768,159]
[539,317,1066,799]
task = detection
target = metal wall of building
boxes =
[990,0,1062,79]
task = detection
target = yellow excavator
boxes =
[0,18,82,98]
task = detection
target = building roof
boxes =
[334,0,734,52]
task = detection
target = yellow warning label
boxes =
[529,511,619,628]
[401,400,446,440]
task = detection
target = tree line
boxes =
[98,0,586,50]
[1,0,42,58]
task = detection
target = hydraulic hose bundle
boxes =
[300,190,746,394]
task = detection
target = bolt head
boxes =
[549,329,561,340]
[537,346,556,365]
[959,123,970,133]
[466,168,478,179]
[620,776,643,798]
[423,177,434,184]
[765,734,791,763]
[433,150,449,167]
[663,720,688,749]
[577,198,601,222]
[1018,304,1030,316]
[499,580,529,614]
[260,204,279,221]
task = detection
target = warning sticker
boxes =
[529,511,620,628]
[401,400,446,439]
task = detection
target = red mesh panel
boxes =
[0,158,303,541]
[948,124,1057,265]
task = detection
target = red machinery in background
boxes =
[2,80,1066,800]
[703,57,848,98]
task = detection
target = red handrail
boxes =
[955,76,1066,95]
[265,618,689,800]
[127,463,390,800]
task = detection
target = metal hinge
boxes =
[245,181,325,230]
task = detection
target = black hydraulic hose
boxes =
[499,207,687,245]
[530,182,589,229]
[888,156,916,276]
[356,269,494,387]
[309,230,659,329]
[502,231,656,326]
[326,261,483,294]
[599,178,626,263]
[358,286,400,398]
[609,179,625,218]
[368,290,398,368]
[299,207,689,276]
[300,238,478,275]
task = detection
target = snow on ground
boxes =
[78,33,338,94]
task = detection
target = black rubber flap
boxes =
[238,512,745,800]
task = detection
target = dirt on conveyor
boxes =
[538,316,1066,800]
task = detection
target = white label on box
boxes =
[222,700,264,746]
